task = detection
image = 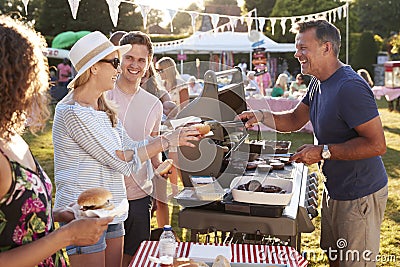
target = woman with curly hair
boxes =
[0,15,113,267]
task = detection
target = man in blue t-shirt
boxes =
[239,19,387,267]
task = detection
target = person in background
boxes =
[237,58,248,73]
[187,75,203,96]
[255,68,272,95]
[110,31,176,120]
[155,57,189,111]
[290,73,308,93]
[239,19,388,267]
[0,15,112,267]
[271,73,288,97]
[107,31,167,266]
[50,65,58,83]
[155,57,190,197]
[141,64,177,119]
[246,71,261,96]
[357,69,374,88]
[57,57,72,87]
[53,31,201,267]
[109,30,127,46]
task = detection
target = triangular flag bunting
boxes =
[258,17,265,32]
[210,14,219,31]
[245,16,253,33]
[280,18,287,35]
[189,12,198,33]
[270,18,276,36]
[337,6,343,20]
[68,0,80,19]
[167,9,178,32]
[22,0,29,14]
[106,0,121,27]
[139,4,151,29]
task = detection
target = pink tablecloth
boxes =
[246,97,313,133]
[371,86,400,101]
[130,241,308,267]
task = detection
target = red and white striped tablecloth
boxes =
[130,241,308,267]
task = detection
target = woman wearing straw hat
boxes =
[52,31,201,267]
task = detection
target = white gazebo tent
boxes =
[153,31,295,74]
[154,31,295,54]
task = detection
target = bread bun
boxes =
[172,258,208,267]
[77,187,114,211]
[212,255,231,267]
[192,123,211,135]
[155,159,174,175]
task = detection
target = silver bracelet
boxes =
[160,135,170,150]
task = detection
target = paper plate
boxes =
[67,198,129,218]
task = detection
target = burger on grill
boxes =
[78,187,114,211]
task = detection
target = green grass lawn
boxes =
[24,99,399,266]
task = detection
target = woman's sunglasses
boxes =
[99,58,120,69]
[156,68,164,73]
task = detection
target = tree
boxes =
[243,0,276,19]
[355,0,400,37]
[0,0,43,24]
[147,9,163,27]
[168,2,201,34]
[352,31,378,74]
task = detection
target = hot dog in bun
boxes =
[78,187,114,211]
[192,123,211,135]
[155,159,174,175]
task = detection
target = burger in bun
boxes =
[212,255,231,267]
[192,123,211,135]
[78,187,114,211]
[155,159,174,175]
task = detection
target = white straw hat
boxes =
[67,31,131,89]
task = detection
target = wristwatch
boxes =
[321,144,331,160]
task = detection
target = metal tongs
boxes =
[223,133,249,160]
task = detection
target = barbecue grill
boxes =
[171,68,319,251]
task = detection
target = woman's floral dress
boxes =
[0,149,68,267]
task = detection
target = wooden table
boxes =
[130,241,308,267]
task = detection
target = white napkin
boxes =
[67,198,129,218]
[169,116,201,129]
[188,244,231,262]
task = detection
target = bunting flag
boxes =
[139,4,151,29]
[280,18,287,35]
[106,0,121,27]
[270,18,277,36]
[338,5,343,20]
[245,16,253,33]
[22,0,29,14]
[189,11,199,33]
[258,17,265,32]
[167,9,178,32]
[59,1,348,36]
[210,14,219,31]
[67,0,80,19]
[343,4,348,18]
[229,16,239,32]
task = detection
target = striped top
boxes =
[53,101,146,224]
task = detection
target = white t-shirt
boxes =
[108,87,163,200]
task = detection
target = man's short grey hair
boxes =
[290,19,341,57]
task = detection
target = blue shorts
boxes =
[61,222,125,255]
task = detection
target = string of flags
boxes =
[21,0,348,35]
